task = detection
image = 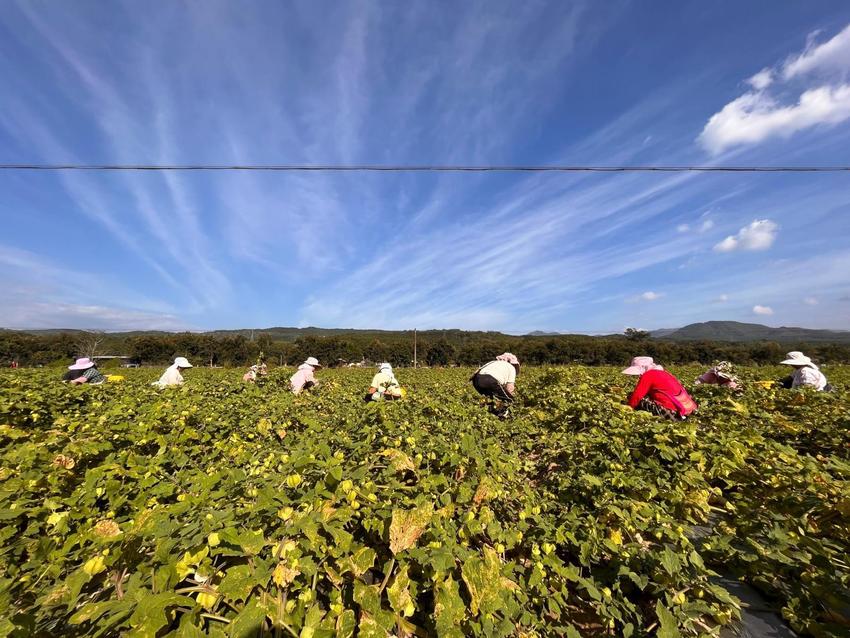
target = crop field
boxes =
[0,366,848,638]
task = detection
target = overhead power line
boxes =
[0,163,848,173]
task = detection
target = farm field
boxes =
[0,366,848,638]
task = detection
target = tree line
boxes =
[2,330,850,368]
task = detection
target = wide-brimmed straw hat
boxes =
[622,356,662,375]
[174,357,193,368]
[304,357,321,368]
[780,351,813,366]
[69,357,95,370]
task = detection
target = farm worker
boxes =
[291,357,321,394]
[243,362,268,383]
[623,356,697,420]
[366,363,403,401]
[778,351,830,391]
[471,353,519,416]
[155,357,193,387]
[695,361,740,390]
[65,358,106,385]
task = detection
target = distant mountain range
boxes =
[650,321,850,343]
[4,321,849,344]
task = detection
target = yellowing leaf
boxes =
[47,511,69,526]
[93,519,121,538]
[389,504,433,554]
[175,546,209,579]
[461,546,513,616]
[82,555,106,576]
[196,590,218,609]
[272,561,301,587]
[387,565,414,617]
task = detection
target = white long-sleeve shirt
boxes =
[155,365,184,387]
[791,365,827,391]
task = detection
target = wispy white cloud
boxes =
[2,299,186,332]
[753,304,774,316]
[782,24,850,80]
[0,244,188,330]
[700,85,850,154]
[747,68,774,90]
[714,219,778,252]
[5,2,230,309]
[639,291,663,301]
[804,296,818,305]
[699,23,850,154]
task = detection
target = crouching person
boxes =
[243,362,268,383]
[291,357,321,395]
[695,361,741,390]
[155,357,193,387]
[365,363,403,401]
[623,356,697,420]
[65,358,106,385]
[471,353,519,418]
[778,351,831,391]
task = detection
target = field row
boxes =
[0,366,848,637]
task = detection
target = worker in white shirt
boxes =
[155,357,193,387]
[471,353,519,417]
[778,351,831,391]
[366,362,403,401]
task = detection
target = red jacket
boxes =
[628,369,695,413]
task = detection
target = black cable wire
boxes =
[0,164,848,172]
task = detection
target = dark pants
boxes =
[472,373,513,403]
[636,396,682,421]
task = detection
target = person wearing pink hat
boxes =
[64,358,106,385]
[622,356,696,420]
[471,353,520,417]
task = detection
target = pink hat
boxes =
[69,357,95,370]
[621,356,662,375]
[496,353,520,366]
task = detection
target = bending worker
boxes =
[471,353,519,416]
[623,356,697,420]
[291,357,321,394]
[65,358,106,385]
[695,361,741,390]
[778,351,830,391]
[155,357,193,387]
[366,362,403,401]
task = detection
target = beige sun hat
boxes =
[780,351,813,366]
[304,357,321,367]
[174,357,193,368]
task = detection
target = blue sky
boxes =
[1,1,849,334]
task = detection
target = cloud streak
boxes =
[714,219,778,252]
[699,23,850,154]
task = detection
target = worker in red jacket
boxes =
[622,356,697,420]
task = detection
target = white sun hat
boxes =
[780,351,813,366]
[304,357,321,367]
[174,356,193,368]
[378,362,392,372]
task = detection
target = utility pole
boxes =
[413,329,417,368]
